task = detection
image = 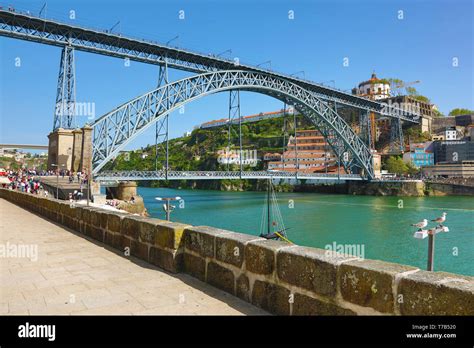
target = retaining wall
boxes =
[1,188,473,316]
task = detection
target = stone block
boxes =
[149,246,183,273]
[278,246,357,298]
[184,226,229,258]
[340,259,417,313]
[207,261,235,294]
[246,239,290,275]
[183,253,206,281]
[113,234,131,254]
[236,274,250,302]
[251,280,290,315]
[138,219,160,245]
[104,231,115,247]
[121,215,147,240]
[131,240,149,261]
[292,293,356,316]
[107,212,124,233]
[216,232,261,268]
[398,271,474,315]
[155,221,190,250]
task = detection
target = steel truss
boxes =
[53,45,76,130]
[226,90,242,172]
[359,110,371,148]
[91,70,375,179]
[94,170,363,181]
[389,115,405,154]
[154,61,170,175]
[0,9,419,122]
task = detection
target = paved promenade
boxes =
[0,198,266,315]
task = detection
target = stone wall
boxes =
[1,188,473,316]
[347,181,426,196]
[425,182,474,196]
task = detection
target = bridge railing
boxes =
[94,170,362,181]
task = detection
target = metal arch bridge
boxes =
[95,170,363,182]
[0,8,420,181]
[91,70,380,177]
[0,9,418,122]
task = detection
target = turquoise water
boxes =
[139,187,474,276]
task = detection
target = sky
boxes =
[0,0,473,150]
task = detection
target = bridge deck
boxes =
[0,9,419,121]
[0,199,266,315]
[94,170,364,182]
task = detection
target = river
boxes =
[138,187,474,276]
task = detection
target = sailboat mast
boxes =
[267,178,271,235]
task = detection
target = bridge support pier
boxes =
[106,181,137,201]
[47,125,92,174]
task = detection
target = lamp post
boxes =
[155,196,181,221]
[86,172,91,207]
[51,163,65,199]
[413,225,449,271]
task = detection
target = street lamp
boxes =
[51,163,65,199]
[155,196,181,221]
[413,220,449,271]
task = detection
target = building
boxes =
[402,143,434,168]
[445,127,458,140]
[378,95,434,134]
[352,73,391,100]
[352,73,434,137]
[468,125,474,141]
[432,127,462,141]
[217,148,258,166]
[422,161,474,178]
[433,140,474,164]
[263,153,282,161]
[431,114,474,134]
[200,109,293,129]
[268,129,341,173]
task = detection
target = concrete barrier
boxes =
[1,188,473,316]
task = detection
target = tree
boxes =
[384,156,408,175]
[448,108,474,116]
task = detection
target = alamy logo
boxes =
[55,101,96,120]
[18,322,56,341]
[324,242,365,259]
[0,242,38,261]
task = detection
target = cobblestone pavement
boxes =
[0,198,267,315]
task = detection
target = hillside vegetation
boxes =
[104,115,311,191]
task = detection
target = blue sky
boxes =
[1,0,472,149]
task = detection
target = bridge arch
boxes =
[91,70,373,178]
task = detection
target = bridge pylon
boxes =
[389,115,405,154]
[53,45,76,130]
[154,60,170,178]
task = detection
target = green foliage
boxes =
[107,114,313,190]
[384,156,408,175]
[410,95,430,103]
[383,156,419,176]
[405,127,431,142]
[448,108,474,116]
[370,78,390,85]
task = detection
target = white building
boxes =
[217,148,258,166]
[445,127,458,141]
[353,73,391,100]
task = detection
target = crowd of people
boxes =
[1,168,90,201]
[1,169,45,195]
